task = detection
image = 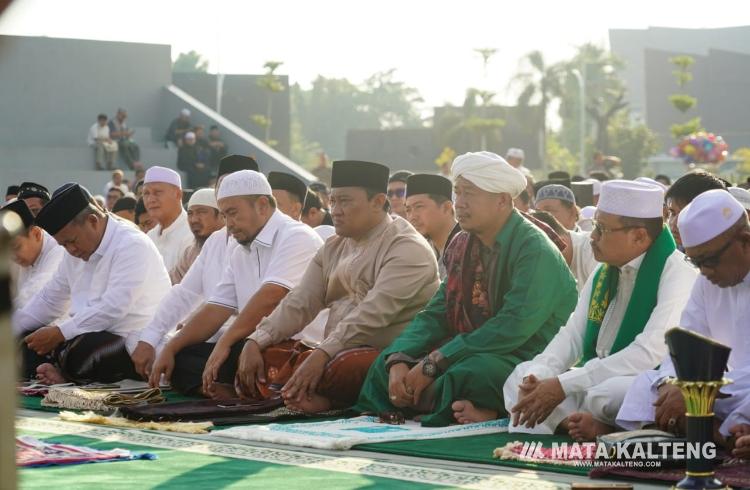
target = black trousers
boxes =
[171,341,245,395]
[21,331,138,384]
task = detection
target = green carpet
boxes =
[356,433,589,477]
[18,430,456,490]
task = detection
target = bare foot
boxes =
[567,412,615,442]
[36,363,66,385]
[205,382,237,401]
[452,400,498,424]
[285,393,332,414]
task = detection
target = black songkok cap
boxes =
[406,174,453,200]
[268,171,308,204]
[2,199,34,229]
[6,185,20,197]
[35,184,90,235]
[665,327,731,382]
[18,182,51,202]
[112,196,137,213]
[548,171,571,181]
[331,160,390,193]
[218,155,259,178]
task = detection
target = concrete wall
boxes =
[172,73,291,157]
[0,35,171,146]
[346,128,437,173]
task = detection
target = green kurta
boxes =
[354,211,578,426]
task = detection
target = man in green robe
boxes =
[355,151,578,427]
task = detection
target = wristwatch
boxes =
[422,357,439,378]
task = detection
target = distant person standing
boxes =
[88,114,118,170]
[177,132,211,188]
[108,108,141,170]
[165,109,192,147]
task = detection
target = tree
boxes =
[512,50,563,169]
[359,69,424,128]
[668,55,702,139]
[607,112,661,179]
[436,88,505,151]
[252,61,285,147]
[172,50,209,73]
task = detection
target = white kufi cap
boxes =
[677,189,745,248]
[187,188,218,210]
[597,179,664,219]
[728,187,750,211]
[451,151,527,198]
[217,170,272,200]
[144,166,182,188]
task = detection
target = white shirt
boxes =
[209,210,323,312]
[13,216,172,354]
[569,230,599,293]
[147,209,194,271]
[103,181,130,196]
[139,227,238,348]
[526,249,697,395]
[13,230,65,309]
[314,225,336,241]
[87,123,110,146]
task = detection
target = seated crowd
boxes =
[8,149,750,458]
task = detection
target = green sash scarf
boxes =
[581,226,676,363]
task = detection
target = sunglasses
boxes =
[387,188,406,198]
[685,235,736,269]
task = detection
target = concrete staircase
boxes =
[0,127,177,195]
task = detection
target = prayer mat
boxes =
[17,435,155,467]
[58,411,213,434]
[214,415,509,450]
[494,440,598,466]
[42,387,164,411]
[589,459,750,488]
[118,396,285,423]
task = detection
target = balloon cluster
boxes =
[671,132,729,165]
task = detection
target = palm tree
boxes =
[512,51,563,172]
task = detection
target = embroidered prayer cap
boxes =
[597,180,664,219]
[218,155,259,179]
[18,182,50,202]
[451,151,526,198]
[331,160,390,193]
[217,169,272,200]
[406,174,453,200]
[677,189,745,248]
[268,171,308,203]
[112,196,137,213]
[506,148,524,159]
[144,166,182,189]
[2,199,34,229]
[728,187,750,211]
[187,188,218,210]
[535,184,576,206]
[584,178,602,196]
[634,176,668,192]
[6,185,20,197]
[34,184,90,236]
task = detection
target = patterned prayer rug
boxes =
[17,435,155,467]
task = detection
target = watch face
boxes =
[423,360,437,377]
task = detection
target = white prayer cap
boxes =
[217,169,272,200]
[185,131,196,140]
[188,188,218,210]
[678,189,745,248]
[506,148,525,159]
[635,176,668,193]
[584,178,602,196]
[144,166,182,188]
[180,108,191,116]
[597,180,664,219]
[580,205,596,220]
[728,187,750,211]
[451,151,527,198]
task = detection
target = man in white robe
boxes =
[504,180,697,441]
[617,190,750,440]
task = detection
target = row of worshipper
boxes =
[7,152,750,457]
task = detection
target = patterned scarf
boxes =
[580,226,676,363]
[444,233,492,334]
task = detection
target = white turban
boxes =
[451,151,527,198]
[217,170,272,200]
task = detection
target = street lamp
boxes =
[570,65,586,175]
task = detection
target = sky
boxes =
[0,0,745,108]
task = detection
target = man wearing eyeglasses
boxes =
[505,180,697,441]
[387,171,413,219]
[617,190,750,446]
